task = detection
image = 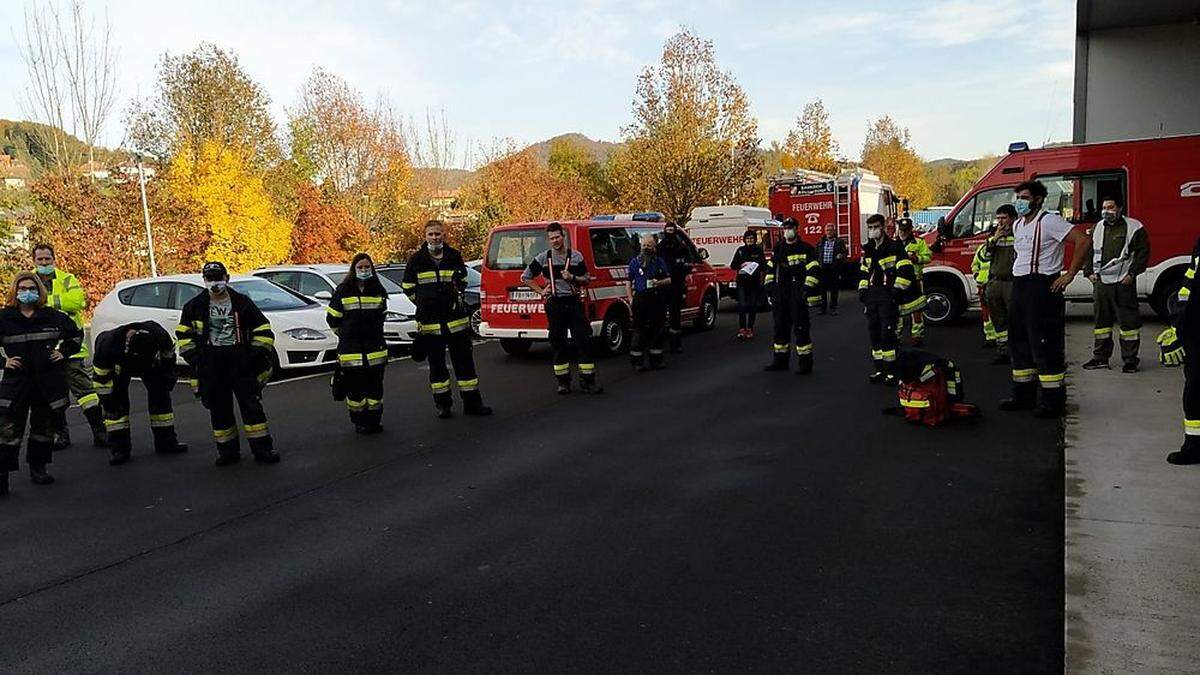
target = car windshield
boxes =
[487,229,567,270]
[230,278,313,311]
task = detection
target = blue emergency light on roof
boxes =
[1008,141,1030,153]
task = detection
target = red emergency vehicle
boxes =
[479,220,721,356]
[767,168,901,261]
[923,134,1200,324]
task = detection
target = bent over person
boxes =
[0,273,82,494]
[177,262,280,466]
[404,221,492,418]
[92,322,188,465]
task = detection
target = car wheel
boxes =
[470,307,482,337]
[599,310,629,356]
[922,281,963,325]
[499,338,532,356]
[693,290,718,331]
[1151,272,1185,320]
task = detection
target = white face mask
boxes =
[1101,209,1118,223]
[784,229,797,241]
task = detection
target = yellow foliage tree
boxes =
[781,100,840,174]
[860,116,935,209]
[167,139,293,272]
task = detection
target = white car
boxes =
[90,275,339,370]
[251,264,418,347]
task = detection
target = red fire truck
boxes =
[478,220,721,356]
[767,168,901,260]
[922,134,1200,324]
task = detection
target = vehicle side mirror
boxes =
[698,248,710,260]
[314,290,332,301]
[936,216,948,239]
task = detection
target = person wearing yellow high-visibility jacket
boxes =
[32,244,107,449]
[984,205,1019,365]
[327,254,389,434]
[970,235,996,349]
[895,219,931,346]
[403,221,492,418]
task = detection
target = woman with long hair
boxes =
[326,253,389,434]
[0,272,83,495]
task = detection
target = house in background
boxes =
[0,154,31,190]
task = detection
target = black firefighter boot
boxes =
[29,464,55,485]
[108,442,132,466]
[795,352,814,375]
[462,389,493,416]
[868,357,888,384]
[1168,436,1200,465]
[630,350,647,372]
[556,372,571,395]
[669,329,683,355]
[0,471,9,496]
[1033,384,1066,418]
[580,371,604,395]
[435,390,454,419]
[648,349,666,371]
[999,381,1038,411]
[764,348,789,372]
[153,427,189,455]
[85,407,110,448]
[53,410,71,451]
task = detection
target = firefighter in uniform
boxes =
[328,253,390,432]
[32,244,106,449]
[895,219,931,346]
[970,233,995,347]
[985,205,1018,364]
[859,214,916,385]
[403,221,493,418]
[627,235,670,371]
[177,262,281,466]
[522,221,603,395]
[0,273,82,494]
[1159,236,1199,464]
[658,221,692,354]
[763,218,820,374]
[1082,196,1150,373]
[92,321,188,465]
[1001,180,1092,418]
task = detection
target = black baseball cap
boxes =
[202,261,228,281]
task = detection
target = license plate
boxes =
[508,290,541,301]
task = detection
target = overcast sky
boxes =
[0,0,1076,166]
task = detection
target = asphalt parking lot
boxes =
[0,307,1063,672]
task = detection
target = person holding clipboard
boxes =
[729,230,767,340]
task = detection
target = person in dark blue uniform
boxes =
[627,235,671,371]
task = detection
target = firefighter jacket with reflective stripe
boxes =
[987,234,1017,281]
[176,288,274,384]
[898,236,933,280]
[37,268,88,359]
[859,238,915,293]
[403,244,471,335]
[0,306,81,413]
[971,242,992,284]
[327,277,388,365]
[1173,237,1200,338]
[765,238,820,300]
[92,321,176,395]
[658,234,693,285]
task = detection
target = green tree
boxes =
[547,137,617,209]
[609,28,761,222]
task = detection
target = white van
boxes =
[686,205,783,297]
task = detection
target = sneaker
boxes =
[735,329,747,340]
[214,454,240,467]
[882,374,898,386]
[1122,362,1139,374]
[53,434,70,451]
[747,329,755,339]
[1081,359,1110,370]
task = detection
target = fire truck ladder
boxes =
[835,179,853,248]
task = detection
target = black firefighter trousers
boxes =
[630,291,667,368]
[864,287,899,375]
[100,368,179,454]
[770,289,813,369]
[1009,274,1067,410]
[425,328,485,411]
[546,296,597,387]
[200,347,273,459]
[0,392,58,472]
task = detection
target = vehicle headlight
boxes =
[283,327,327,341]
[385,311,411,322]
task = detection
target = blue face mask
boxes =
[17,289,39,305]
[35,264,54,276]
[356,269,373,281]
[1014,198,1032,216]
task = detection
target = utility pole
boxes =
[135,152,158,277]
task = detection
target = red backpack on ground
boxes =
[895,351,979,427]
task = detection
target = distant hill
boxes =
[0,119,121,176]
[525,133,622,164]
[412,167,473,191]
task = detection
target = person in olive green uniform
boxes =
[32,244,107,449]
[1082,196,1150,373]
[984,205,1019,364]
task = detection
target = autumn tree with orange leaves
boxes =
[291,183,369,264]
